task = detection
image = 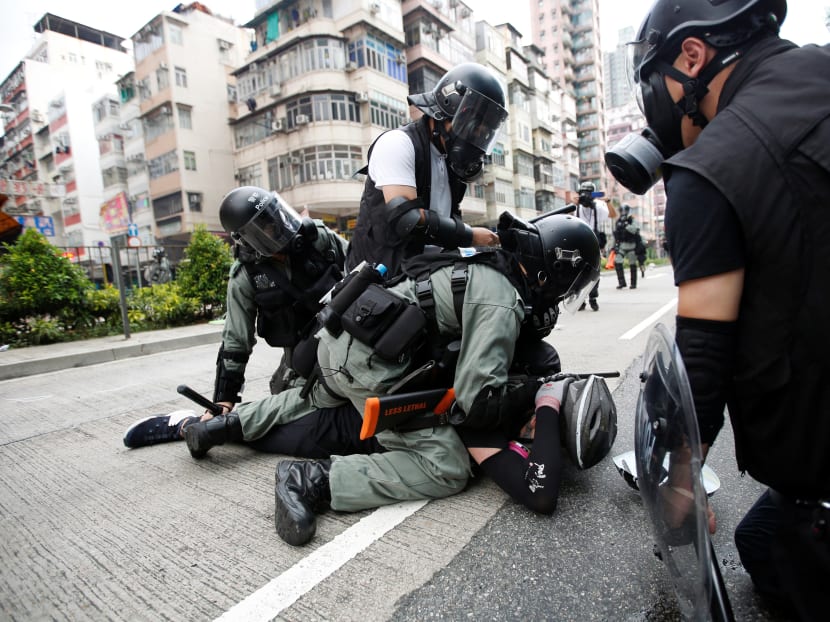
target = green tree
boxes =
[175,225,232,318]
[0,228,92,321]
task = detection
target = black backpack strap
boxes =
[413,261,467,328]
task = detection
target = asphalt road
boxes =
[0,265,792,621]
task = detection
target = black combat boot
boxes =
[184,412,243,459]
[630,265,637,289]
[274,459,332,546]
[615,264,627,289]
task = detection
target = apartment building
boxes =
[0,14,133,250]
[229,0,410,233]
[529,0,607,194]
[129,3,250,245]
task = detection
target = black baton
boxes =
[177,384,224,416]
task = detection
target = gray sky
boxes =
[0,1,828,83]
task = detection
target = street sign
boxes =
[127,223,139,237]
[127,236,141,248]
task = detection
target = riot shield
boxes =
[634,323,734,622]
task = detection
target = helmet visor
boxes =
[626,37,654,113]
[561,257,601,314]
[237,194,302,256]
[450,88,508,155]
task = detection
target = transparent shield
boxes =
[635,323,712,620]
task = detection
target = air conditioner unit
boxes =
[289,156,301,165]
[356,91,370,103]
[218,40,231,51]
[460,7,471,17]
[397,52,407,65]
[31,110,44,123]
[271,119,284,132]
[295,114,309,125]
[159,62,168,70]
[160,105,172,115]
[188,193,201,206]
[345,61,357,72]
[119,122,131,130]
[369,1,381,15]
[269,83,281,98]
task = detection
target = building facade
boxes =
[529,0,607,195]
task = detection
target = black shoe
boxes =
[578,302,586,311]
[630,285,637,289]
[184,412,243,459]
[275,459,332,546]
[123,411,199,448]
[616,284,626,289]
[589,299,599,311]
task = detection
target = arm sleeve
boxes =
[675,315,737,446]
[664,167,745,285]
[367,130,416,188]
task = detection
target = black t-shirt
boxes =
[664,167,746,285]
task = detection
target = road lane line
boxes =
[216,499,429,622]
[619,298,677,341]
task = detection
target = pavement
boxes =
[0,321,224,381]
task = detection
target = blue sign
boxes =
[16,215,55,237]
[127,223,139,237]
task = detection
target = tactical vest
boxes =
[346,116,468,275]
[666,38,830,496]
[244,255,342,348]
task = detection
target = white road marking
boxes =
[619,298,678,341]
[2,395,53,403]
[216,499,429,622]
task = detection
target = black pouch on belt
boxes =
[341,284,426,361]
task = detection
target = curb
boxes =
[0,330,222,382]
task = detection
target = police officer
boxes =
[347,62,508,276]
[270,212,601,546]
[185,186,347,451]
[607,1,830,617]
[612,204,642,289]
[574,181,609,310]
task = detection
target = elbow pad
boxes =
[456,379,541,432]
[387,196,426,238]
[422,211,473,248]
[675,316,737,446]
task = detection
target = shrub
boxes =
[129,282,201,327]
[0,229,93,321]
[175,225,232,318]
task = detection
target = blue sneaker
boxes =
[123,410,200,448]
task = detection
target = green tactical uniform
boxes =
[254,261,525,511]
[218,221,347,402]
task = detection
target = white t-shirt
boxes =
[575,199,610,230]
[367,128,452,218]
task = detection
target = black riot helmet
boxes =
[218,186,316,258]
[606,0,786,195]
[408,62,508,181]
[498,212,601,332]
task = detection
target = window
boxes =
[187,192,202,212]
[157,67,169,90]
[148,150,179,179]
[168,23,183,45]
[236,163,262,187]
[175,67,187,88]
[183,151,196,171]
[369,93,408,130]
[178,106,192,129]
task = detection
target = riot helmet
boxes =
[408,62,508,181]
[218,186,315,258]
[606,0,786,194]
[498,212,601,330]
